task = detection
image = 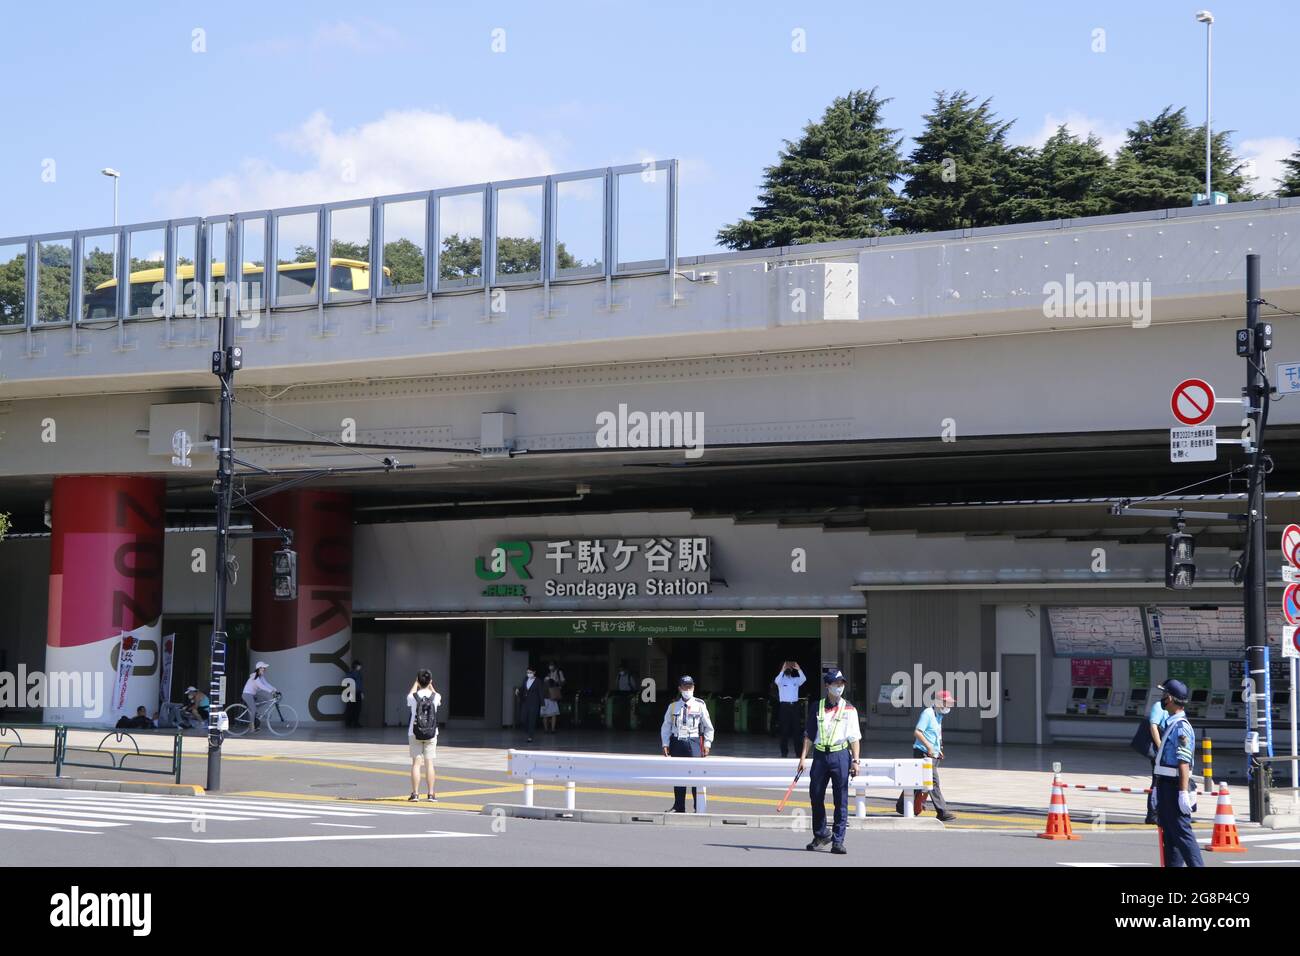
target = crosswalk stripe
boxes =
[109,795,423,816]
[0,821,102,833]
[0,811,127,828]
[41,799,324,820]
[0,802,260,824]
[155,831,490,845]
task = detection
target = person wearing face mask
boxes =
[797,669,860,854]
[895,689,956,821]
[660,676,715,812]
[773,660,807,758]
[1130,684,1171,825]
[515,665,544,744]
[1151,679,1203,867]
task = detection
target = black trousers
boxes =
[522,702,539,737]
[344,700,361,728]
[669,736,702,811]
[809,748,851,844]
[777,702,803,757]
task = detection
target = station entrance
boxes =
[493,617,822,735]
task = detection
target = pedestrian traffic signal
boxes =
[272,548,297,600]
[1165,532,1196,590]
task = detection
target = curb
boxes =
[0,774,203,796]
[1262,814,1300,830]
[481,803,945,829]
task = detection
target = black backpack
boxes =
[413,692,438,740]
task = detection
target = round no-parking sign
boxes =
[1171,378,1216,426]
[1284,584,1300,627]
[1284,524,1300,568]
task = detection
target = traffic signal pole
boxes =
[206,229,238,793]
[1244,253,1271,822]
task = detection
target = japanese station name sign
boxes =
[475,537,712,600]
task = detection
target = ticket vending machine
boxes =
[1088,686,1111,716]
[1186,688,1209,719]
[1125,687,1149,718]
[1224,689,1245,721]
[1206,690,1227,721]
[1068,687,1089,715]
[1272,689,1291,723]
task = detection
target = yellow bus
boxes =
[84,258,382,319]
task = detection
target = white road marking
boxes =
[0,811,127,828]
[1225,858,1300,864]
[0,821,102,834]
[1253,842,1300,850]
[0,799,274,822]
[311,822,374,829]
[1058,862,1154,867]
[155,830,490,844]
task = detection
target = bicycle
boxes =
[225,693,298,737]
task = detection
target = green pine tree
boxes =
[1103,106,1257,212]
[1000,126,1113,223]
[890,90,1025,232]
[1277,143,1300,197]
[717,88,906,249]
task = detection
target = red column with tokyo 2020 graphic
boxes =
[45,475,166,726]
[252,490,353,724]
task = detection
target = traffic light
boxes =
[272,548,298,601]
[1165,532,1196,590]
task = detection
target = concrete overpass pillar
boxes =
[252,490,353,725]
[44,475,165,726]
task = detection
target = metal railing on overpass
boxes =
[0,160,678,346]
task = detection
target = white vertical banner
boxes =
[114,634,138,718]
[158,633,176,710]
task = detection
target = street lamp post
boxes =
[1195,11,1214,202]
[100,167,121,225]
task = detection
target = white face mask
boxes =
[828,685,844,699]
[526,672,535,680]
[939,706,951,715]
[680,689,694,700]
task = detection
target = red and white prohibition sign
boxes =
[1170,378,1216,426]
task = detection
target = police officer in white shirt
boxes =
[798,669,861,855]
[774,660,807,758]
[661,675,715,812]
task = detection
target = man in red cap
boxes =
[896,689,957,821]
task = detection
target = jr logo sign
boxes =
[475,541,534,581]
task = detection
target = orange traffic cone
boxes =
[1038,771,1080,840]
[1206,783,1246,853]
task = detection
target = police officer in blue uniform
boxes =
[661,675,715,812]
[1153,679,1204,868]
[798,669,861,855]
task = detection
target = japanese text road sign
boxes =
[1170,426,1216,463]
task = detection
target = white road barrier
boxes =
[506,750,931,816]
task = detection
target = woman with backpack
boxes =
[407,669,442,802]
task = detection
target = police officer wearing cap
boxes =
[1153,678,1204,867]
[661,675,715,812]
[798,669,861,854]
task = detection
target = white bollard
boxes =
[856,781,866,819]
[903,789,914,818]
[565,781,576,810]
[698,786,708,813]
[524,778,534,807]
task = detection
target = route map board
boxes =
[1047,606,1149,658]
[1146,606,1245,659]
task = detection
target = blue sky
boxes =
[0,0,1295,254]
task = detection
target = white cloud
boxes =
[1020,112,1128,156]
[157,109,559,218]
[1239,137,1298,192]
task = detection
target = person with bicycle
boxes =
[242,661,278,733]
